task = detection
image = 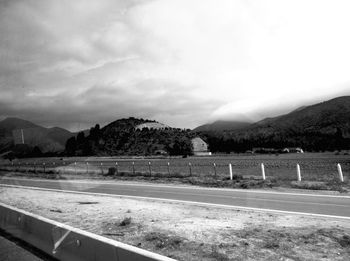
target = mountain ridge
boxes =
[206,96,350,152]
[193,120,252,133]
[0,117,75,154]
[1,95,350,155]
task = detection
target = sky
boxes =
[0,0,350,131]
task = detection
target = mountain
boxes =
[219,96,350,151]
[193,120,252,133]
[0,117,75,154]
[247,96,350,135]
[66,117,196,156]
[0,117,40,135]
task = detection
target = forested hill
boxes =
[202,96,350,152]
[65,117,196,156]
[193,120,252,133]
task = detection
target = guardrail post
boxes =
[261,163,266,180]
[100,162,103,175]
[213,163,217,178]
[43,163,46,173]
[75,162,77,174]
[148,162,152,176]
[337,163,344,182]
[86,162,89,174]
[188,162,192,176]
[132,162,135,175]
[34,162,36,173]
[296,164,301,182]
[167,162,170,175]
[229,163,233,180]
[115,162,119,175]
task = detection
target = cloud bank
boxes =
[1,0,350,130]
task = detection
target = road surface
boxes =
[0,233,50,261]
[1,177,350,218]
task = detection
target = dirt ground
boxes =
[0,186,349,261]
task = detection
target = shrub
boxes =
[119,217,132,226]
[106,167,116,176]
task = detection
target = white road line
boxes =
[1,184,350,221]
[143,190,350,207]
[2,177,349,198]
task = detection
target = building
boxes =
[191,137,211,156]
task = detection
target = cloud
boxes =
[1,0,350,130]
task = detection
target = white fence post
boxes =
[213,163,217,178]
[229,164,233,180]
[337,163,344,182]
[115,162,119,175]
[296,164,301,182]
[74,162,77,174]
[148,162,152,176]
[261,163,266,180]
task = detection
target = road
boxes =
[0,232,51,261]
[1,177,350,219]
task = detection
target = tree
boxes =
[65,136,77,156]
[76,131,85,144]
[89,124,100,141]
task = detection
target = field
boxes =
[0,152,349,191]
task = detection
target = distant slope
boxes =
[225,96,350,151]
[250,96,350,135]
[0,117,74,153]
[193,120,252,133]
[0,117,40,136]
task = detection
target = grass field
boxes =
[0,152,349,191]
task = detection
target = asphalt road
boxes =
[1,177,350,218]
[0,231,54,261]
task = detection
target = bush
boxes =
[119,217,132,226]
[106,167,116,176]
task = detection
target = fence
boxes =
[0,158,348,183]
[0,202,176,261]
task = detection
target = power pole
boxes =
[21,129,24,144]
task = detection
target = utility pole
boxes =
[21,129,24,144]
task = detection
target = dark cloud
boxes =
[1,0,350,131]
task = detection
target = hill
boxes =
[206,96,350,152]
[193,120,252,133]
[0,117,75,155]
[66,117,196,156]
[243,96,350,136]
[0,117,40,134]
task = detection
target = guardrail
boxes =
[0,202,176,261]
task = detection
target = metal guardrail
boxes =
[0,202,177,261]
